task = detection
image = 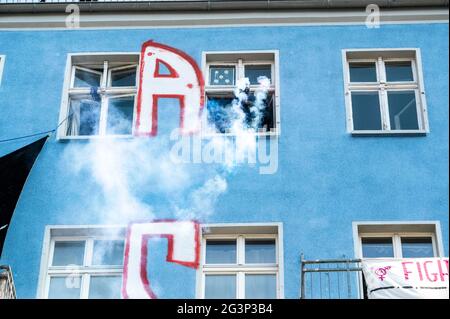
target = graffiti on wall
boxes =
[122,220,200,299]
[135,40,205,136]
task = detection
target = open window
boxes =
[202,51,280,136]
[58,54,139,139]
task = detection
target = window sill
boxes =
[57,134,134,141]
[350,130,428,137]
[200,130,280,139]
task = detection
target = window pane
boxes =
[205,275,236,299]
[245,65,272,85]
[106,96,134,135]
[351,92,382,130]
[245,274,277,299]
[205,240,236,264]
[88,276,122,299]
[92,240,124,266]
[362,238,394,258]
[67,96,101,136]
[387,91,419,130]
[48,276,81,299]
[245,239,276,264]
[385,61,414,82]
[349,63,377,82]
[74,68,101,88]
[111,67,136,87]
[52,241,85,266]
[401,237,434,258]
[209,66,235,85]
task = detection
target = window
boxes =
[202,51,280,136]
[353,221,444,298]
[58,54,139,138]
[198,223,283,299]
[0,55,5,86]
[343,49,429,134]
[38,226,125,299]
[354,222,442,259]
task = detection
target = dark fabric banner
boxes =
[0,136,48,256]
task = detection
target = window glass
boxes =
[245,274,277,299]
[106,96,134,135]
[92,240,124,266]
[385,61,414,82]
[110,67,136,87]
[349,62,377,82]
[48,276,81,299]
[209,66,235,86]
[244,65,272,85]
[67,96,101,136]
[245,239,276,264]
[387,91,419,130]
[204,274,236,299]
[362,238,394,258]
[205,240,236,264]
[88,276,122,299]
[74,68,101,88]
[351,92,382,130]
[52,241,85,266]
[401,237,434,258]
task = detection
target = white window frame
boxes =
[196,222,284,299]
[0,55,5,86]
[352,221,444,299]
[37,225,126,299]
[201,51,281,137]
[342,49,429,135]
[57,53,140,140]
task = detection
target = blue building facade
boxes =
[0,1,448,299]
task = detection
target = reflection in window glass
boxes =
[205,240,236,264]
[362,238,394,258]
[209,66,235,86]
[401,237,434,258]
[351,92,382,130]
[106,96,134,135]
[385,61,414,82]
[52,241,85,266]
[48,276,81,299]
[349,63,377,82]
[205,275,236,299]
[92,240,124,266]
[387,91,419,130]
[74,68,101,88]
[88,276,122,299]
[110,67,136,87]
[245,274,277,299]
[244,65,272,85]
[245,239,276,264]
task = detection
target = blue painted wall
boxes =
[0,23,448,298]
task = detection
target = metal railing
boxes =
[0,265,16,299]
[300,254,363,299]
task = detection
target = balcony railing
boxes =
[0,265,16,299]
[300,255,363,299]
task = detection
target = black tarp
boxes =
[0,136,48,257]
